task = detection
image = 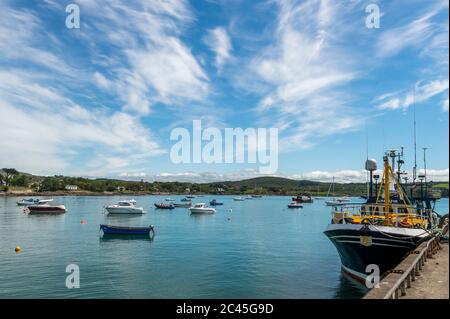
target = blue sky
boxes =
[0,0,448,182]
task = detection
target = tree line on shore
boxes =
[1,168,448,197]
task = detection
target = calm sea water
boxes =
[0,195,448,299]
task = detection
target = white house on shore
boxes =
[65,185,78,191]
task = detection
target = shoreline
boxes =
[2,191,322,197]
[2,191,448,198]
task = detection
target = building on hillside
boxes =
[117,186,126,192]
[65,185,78,191]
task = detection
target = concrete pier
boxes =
[364,231,449,299]
[400,242,448,299]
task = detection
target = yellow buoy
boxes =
[15,246,21,253]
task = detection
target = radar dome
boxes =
[365,159,377,171]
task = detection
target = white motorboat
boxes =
[105,200,144,215]
[165,198,175,202]
[233,197,244,201]
[189,203,216,214]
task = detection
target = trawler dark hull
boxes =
[324,224,429,283]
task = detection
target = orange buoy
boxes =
[15,246,21,253]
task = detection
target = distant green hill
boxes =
[1,169,448,197]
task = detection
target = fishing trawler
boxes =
[324,149,444,283]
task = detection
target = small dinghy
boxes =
[287,202,303,208]
[233,197,244,201]
[154,203,175,209]
[209,199,223,206]
[99,224,155,239]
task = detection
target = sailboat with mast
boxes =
[325,177,350,206]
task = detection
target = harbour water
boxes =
[0,195,447,298]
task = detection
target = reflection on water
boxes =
[0,195,447,298]
[334,274,368,299]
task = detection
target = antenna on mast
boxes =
[423,147,428,184]
[413,85,417,183]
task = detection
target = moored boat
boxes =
[292,195,313,203]
[287,202,303,208]
[27,202,66,215]
[233,197,244,201]
[325,199,349,206]
[99,224,155,238]
[324,152,443,284]
[189,203,216,214]
[154,202,175,209]
[105,200,144,215]
[209,199,223,206]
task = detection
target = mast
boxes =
[423,147,428,195]
[384,155,390,213]
[413,85,417,183]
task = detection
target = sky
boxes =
[0,0,448,183]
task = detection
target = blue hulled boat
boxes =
[100,224,155,237]
[209,199,223,206]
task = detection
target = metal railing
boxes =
[332,203,430,226]
[364,222,448,299]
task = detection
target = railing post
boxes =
[406,274,411,288]
[400,281,406,296]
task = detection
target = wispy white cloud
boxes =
[74,0,209,115]
[244,0,365,151]
[375,79,449,110]
[376,1,449,58]
[205,27,232,70]
[114,168,449,183]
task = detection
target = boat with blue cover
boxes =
[209,199,223,206]
[99,224,155,237]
